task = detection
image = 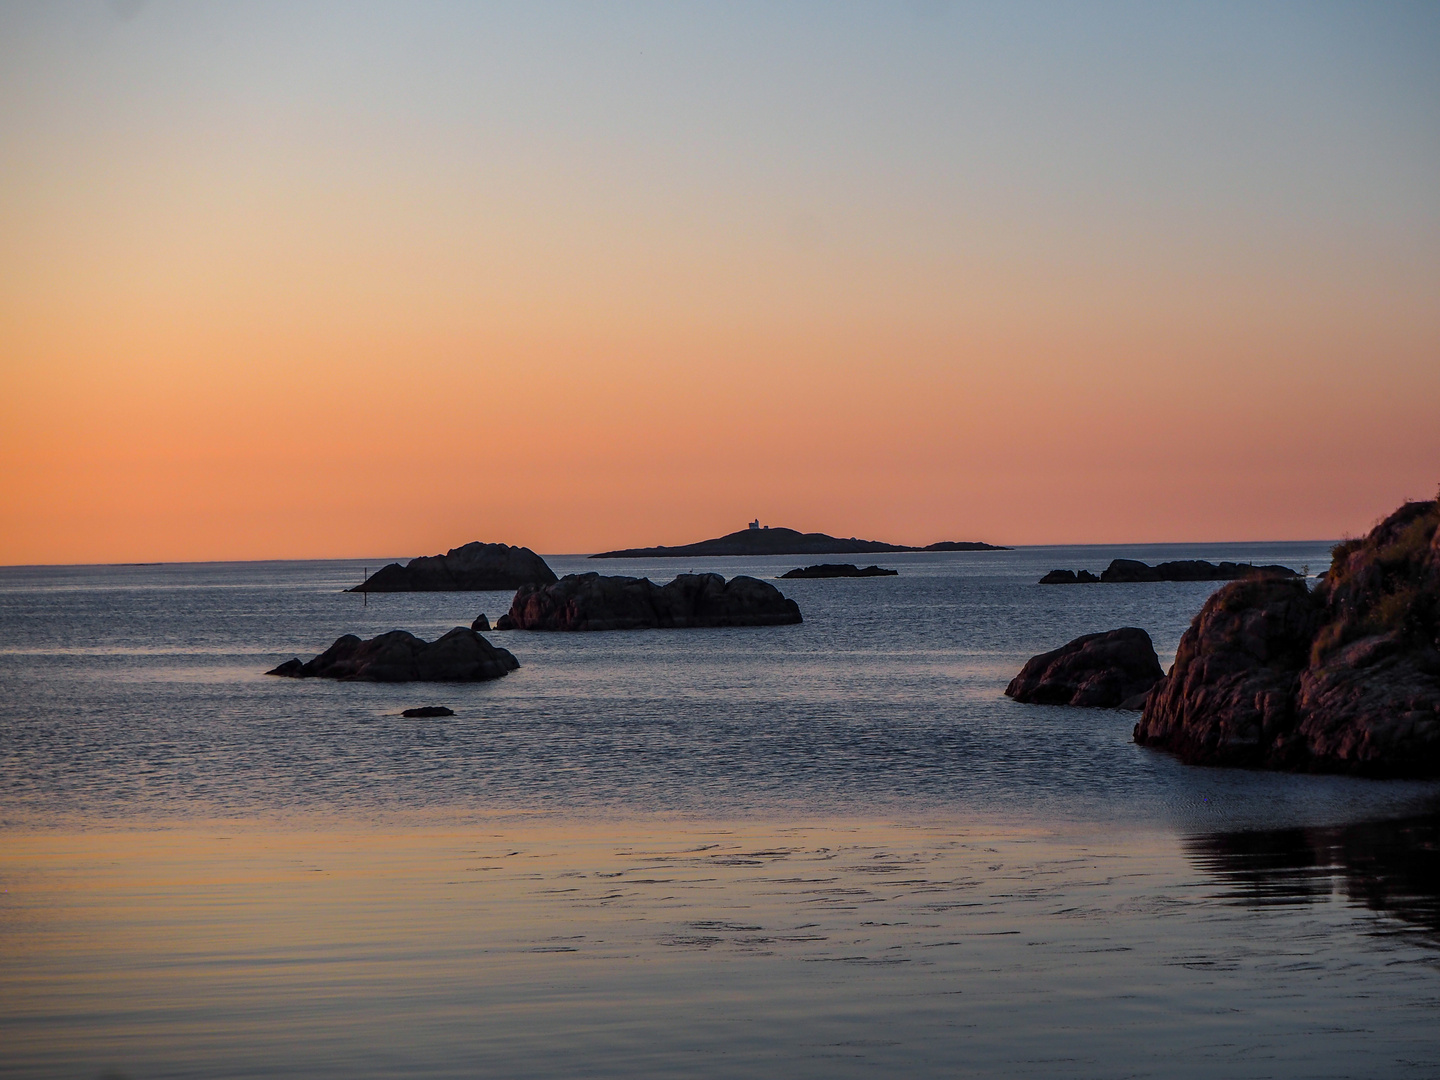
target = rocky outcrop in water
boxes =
[1135,499,1440,775]
[506,573,802,631]
[780,564,897,579]
[1005,627,1164,708]
[402,706,454,718]
[267,628,519,682]
[352,543,557,592]
[1039,569,1100,584]
[1040,559,1298,585]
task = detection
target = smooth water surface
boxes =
[3,543,1440,1077]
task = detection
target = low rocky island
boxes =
[1135,498,1440,775]
[352,542,557,592]
[267,627,519,682]
[1039,569,1101,584]
[506,572,802,630]
[1006,627,1164,709]
[591,525,1005,559]
[1040,558,1298,585]
[402,706,454,718]
[780,564,897,579]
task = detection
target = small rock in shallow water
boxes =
[402,706,454,718]
[1006,628,1164,707]
[472,613,490,631]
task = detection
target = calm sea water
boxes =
[3,543,1440,1077]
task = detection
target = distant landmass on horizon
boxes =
[590,524,1008,559]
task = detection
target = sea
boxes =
[3,542,1439,1079]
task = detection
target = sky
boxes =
[1,1,1437,563]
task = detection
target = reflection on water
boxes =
[1188,811,1440,936]
[4,815,1440,1079]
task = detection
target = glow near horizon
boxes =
[1,2,1437,563]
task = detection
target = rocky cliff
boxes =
[1135,499,1440,775]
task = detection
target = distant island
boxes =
[1039,558,1298,585]
[591,523,1006,559]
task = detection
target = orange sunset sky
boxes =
[2,2,1437,564]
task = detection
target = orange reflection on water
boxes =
[1,814,1436,1078]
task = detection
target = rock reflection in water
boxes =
[1187,811,1440,934]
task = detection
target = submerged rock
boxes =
[779,564,897,579]
[1135,499,1440,775]
[402,706,455,718]
[352,542,557,592]
[1005,628,1164,708]
[267,628,519,682]
[507,573,802,631]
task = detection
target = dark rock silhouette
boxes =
[1005,627,1164,708]
[402,706,454,718]
[1040,559,1298,584]
[922,541,1008,552]
[780,564,897,579]
[507,573,802,631]
[590,527,1005,558]
[471,613,490,631]
[267,627,519,682]
[495,614,516,631]
[1101,559,1162,583]
[1039,569,1099,584]
[352,543,556,592]
[1136,498,1440,775]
